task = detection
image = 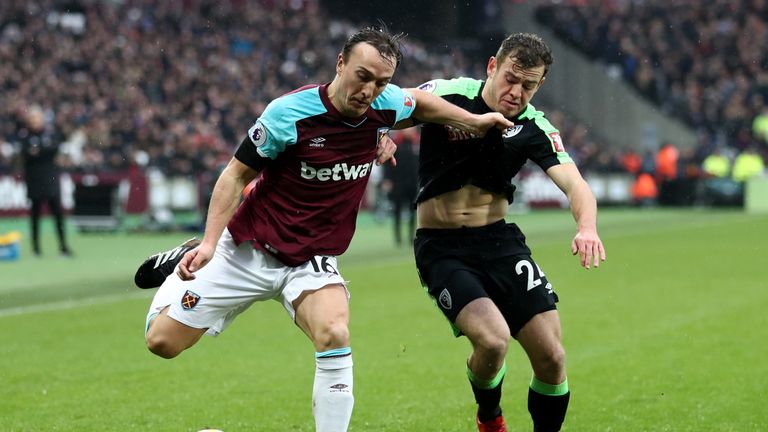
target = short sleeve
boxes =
[371,83,416,124]
[242,86,326,160]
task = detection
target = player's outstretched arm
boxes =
[546,163,606,269]
[406,88,513,136]
[177,157,259,280]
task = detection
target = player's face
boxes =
[333,43,396,117]
[484,55,545,118]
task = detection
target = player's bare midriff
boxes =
[417,184,508,229]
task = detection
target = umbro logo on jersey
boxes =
[309,137,326,147]
[300,161,372,181]
[503,125,523,138]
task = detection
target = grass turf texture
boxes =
[1,208,766,431]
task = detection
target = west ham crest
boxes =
[181,290,201,310]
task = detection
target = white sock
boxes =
[313,348,354,432]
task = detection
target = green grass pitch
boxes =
[1,208,766,431]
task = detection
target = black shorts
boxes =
[414,220,558,337]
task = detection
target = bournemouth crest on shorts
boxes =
[181,290,201,310]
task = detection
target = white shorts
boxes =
[146,228,348,336]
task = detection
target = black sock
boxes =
[468,362,507,422]
[472,378,504,422]
[528,387,570,432]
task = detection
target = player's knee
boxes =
[474,331,510,360]
[313,320,350,351]
[145,333,183,359]
[533,345,566,381]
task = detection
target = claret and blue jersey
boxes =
[229,82,415,266]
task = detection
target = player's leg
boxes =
[516,310,569,432]
[414,225,510,431]
[29,198,42,255]
[452,281,510,430]
[145,306,207,358]
[294,284,353,432]
[47,196,71,255]
[282,257,352,432]
[144,229,269,359]
[392,196,403,245]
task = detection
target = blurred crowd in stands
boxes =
[0,0,478,178]
[1,0,766,208]
[535,0,768,196]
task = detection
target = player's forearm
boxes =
[567,180,598,232]
[201,166,245,248]
[408,89,476,131]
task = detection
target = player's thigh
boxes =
[419,258,495,334]
[146,306,207,351]
[293,283,350,349]
[455,297,511,346]
[516,310,566,379]
[485,254,558,338]
[516,309,563,355]
[146,231,283,337]
[281,255,349,348]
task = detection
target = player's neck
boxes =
[327,79,363,119]
[327,79,344,113]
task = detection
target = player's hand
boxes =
[467,112,515,137]
[376,133,398,166]
[571,229,606,269]
[177,243,215,280]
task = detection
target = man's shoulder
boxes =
[417,77,483,99]
[262,85,326,124]
[518,103,557,134]
[270,85,322,109]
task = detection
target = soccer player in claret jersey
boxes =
[403,33,607,432]
[141,27,512,432]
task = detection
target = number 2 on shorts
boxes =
[515,259,545,291]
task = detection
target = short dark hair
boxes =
[341,25,405,70]
[496,33,554,76]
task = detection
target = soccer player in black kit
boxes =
[16,106,72,257]
[405,33,607,432]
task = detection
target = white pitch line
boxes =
[0,291,151,318]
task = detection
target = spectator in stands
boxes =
[535,1,768,158]
[621,148,642,175]
[631,171,658,207]
[655,142,679,183]
[702,148,731,178]
[752,104,768,144]
[732,146,765,183]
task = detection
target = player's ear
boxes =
[486,56,497,78]
[336,53,344,75]
[537,76,546,90]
